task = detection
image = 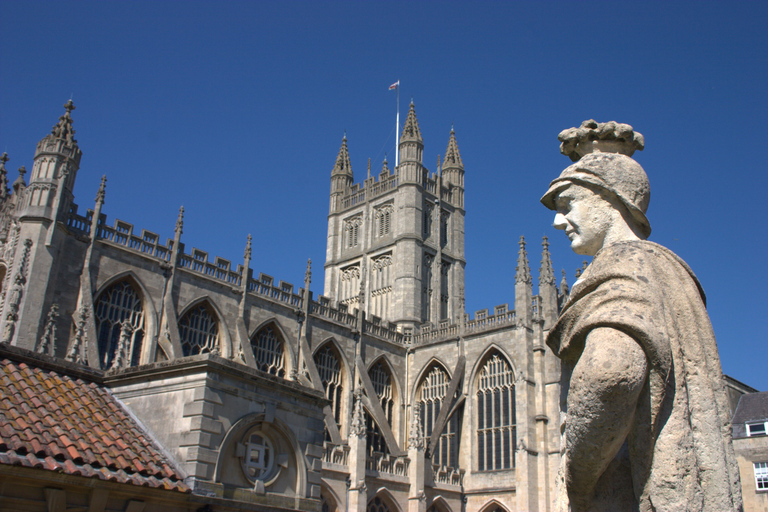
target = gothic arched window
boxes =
[417,363,460,468]
[366,360,395,455]
[314,343,344,438]
[94,280,145,369]
[345,216,361,248]
[476,352,516,471]
[375,204,392,237]
[178,303,219,356]
[251,324,285,377]
[367,496,391,512]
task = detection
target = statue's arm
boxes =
[564,326,648,511]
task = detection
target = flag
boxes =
[389,81,399,90]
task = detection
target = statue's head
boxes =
[541,121,651,256]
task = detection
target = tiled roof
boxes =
[0,355,189,492]
[733,391,768,424]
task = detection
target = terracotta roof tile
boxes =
[0,358,189,492]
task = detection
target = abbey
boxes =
[0,101,564,512]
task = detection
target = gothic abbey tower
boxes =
[0,101,565,512]
[325,102,466,332]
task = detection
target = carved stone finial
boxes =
[95,175,107,204]
[110,322,133,370]
[38,303,59,356]
[244,234,252,261]
[558,119,644,162]
[51,101,77,144]
[515,236,532,285]
[2,239,33,344]
[67,304,89,365]
[175,206,184,235]
[408,406,424,450]
[559,269,569,297]
[349,387,366,438]
[304,259,311,286]
[0,153,8,199]
[367,157,371,180]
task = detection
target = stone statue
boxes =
[541,120,743,512]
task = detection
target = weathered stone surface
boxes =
[542,121,743,512]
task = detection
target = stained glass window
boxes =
[178,303,219,356]
[477,353,516,471]
[251,324,285,377]
[94,280,145,368]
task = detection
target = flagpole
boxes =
[395,81,400,168]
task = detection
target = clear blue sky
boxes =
[1,1,766,390]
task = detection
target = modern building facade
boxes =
[0,100,568,512]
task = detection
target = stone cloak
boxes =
[547,240,742,512]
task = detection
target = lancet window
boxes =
[251,324,286,377]
[476,352,516,471]
[440,210,449,246]
[370,254,392,319]
[366,360,395,455]
[345,216,362,248]
[440,261,450,320]
[374,204,393,237]
[417,363,460,468]
[339,264,361,309]
[94,280,145,369]
[314,343,343,438]
[423,203,433,237]
[178,303,219,356]
[422,253,434,322]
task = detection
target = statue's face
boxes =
[552,184,614,256]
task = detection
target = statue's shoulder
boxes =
[595,240,706,305]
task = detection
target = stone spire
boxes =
[539,236,558,327]
[515,236,533,327]
[330,134,354,212]
[443,126,463,170]
[398,101,424,182]
[331,133,353,179]
[442,125,465,208]
[539,236,555,286]
[400,100,423,143]
[21,100,82,232]
[515,236,532,285]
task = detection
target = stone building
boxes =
[732,391,768,512]
[0,101,565,511]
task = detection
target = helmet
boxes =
[540,152,651,238]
